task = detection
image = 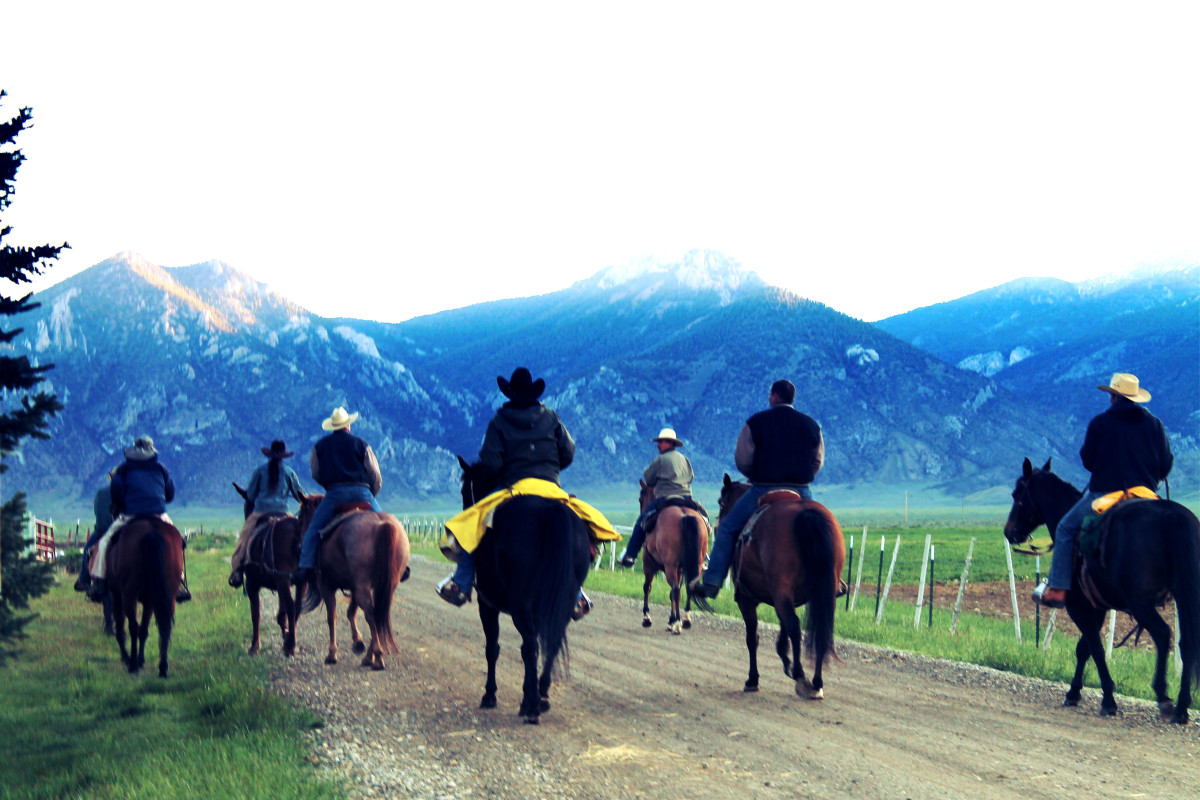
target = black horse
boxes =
[456,456,591,724]
[1003,458,1200,723]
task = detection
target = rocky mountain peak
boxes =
[579,249,764,305]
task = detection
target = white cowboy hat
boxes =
[1098,373,1151,403]
[321,406,360,431]
[652,427,683,447]
[124,435,157,461]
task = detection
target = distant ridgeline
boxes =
[4,251,1195,513]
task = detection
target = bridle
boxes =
[1008,475,1053,556]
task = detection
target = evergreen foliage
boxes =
[0,90,67,662]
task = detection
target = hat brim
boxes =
[652,437,683,447]
[497,375,546,402]
[1098,385,1151,403]
[262,447,295,458]
[124,446,156,461]
[322,411,360,430]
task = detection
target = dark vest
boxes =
[745,405,822,485]
[313,430,371,488]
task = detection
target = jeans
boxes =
[78,528,106,581]
[624,498,668,562]
[1047,489,1101,591]
[701,484,812,588]
[298,485,380,569]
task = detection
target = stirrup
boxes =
[436,576,470,607]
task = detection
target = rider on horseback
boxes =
[437,368,594,618]
[620,427,709,567]
[74,468,114,594]
[1032,373,1174,608]
[229,440,306,588]
[87,436,190,603]
[291,407,383,587]
[689,379,824,600]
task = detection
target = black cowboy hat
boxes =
[261,440,295,459]
[497,367,545,403]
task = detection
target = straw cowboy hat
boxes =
[124,435,157,461]
[1098,373,1151,403]
[497,367,545,404]
[261,440,295,458]
[321,406,360,431]
[652,428,683,447]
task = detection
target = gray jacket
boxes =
[643,448,694,499]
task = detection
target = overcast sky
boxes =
[3,2,1197,323]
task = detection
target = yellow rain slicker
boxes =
[1091,486,1159,514]
[443,477,620,557]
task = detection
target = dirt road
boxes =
[267,556,1198,800]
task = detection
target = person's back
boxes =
[480,402,574,487]
[1081,400,1173,493]
[113,457,173,516]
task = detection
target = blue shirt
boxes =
[246,462,305,514]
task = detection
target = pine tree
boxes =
[0,90,68,662]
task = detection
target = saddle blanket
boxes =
[442,477,620,557]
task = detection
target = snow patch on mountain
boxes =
[846,344,879,365]
[334,326,382,359]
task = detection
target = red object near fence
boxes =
[34,519,55,563]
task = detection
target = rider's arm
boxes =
[734,423,754,477]
[162,466,176,505]
[363,445,383,496]
[556,418,576,471]
[811,428,825,477]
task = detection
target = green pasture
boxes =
[0,540,341,800]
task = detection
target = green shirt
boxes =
[643,448,694,499]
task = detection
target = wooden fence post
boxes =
[1042,608,1058,649]
[875,536,901,625]
[1105,609,1118,659]
[950,537,975,634]
[849,525,867,612]
[1004,539,1021,643]
[913,534,932,628]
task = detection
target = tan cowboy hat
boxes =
[1098,373,1151,403]
[321,406,359,431]
[261,440,295,458]
[124,435,157,461]
[652,427,683,447]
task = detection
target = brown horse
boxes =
[103,517,186,678]
[232,482,302,656]
[637,480,708,634]
[296,494,410,670]
[718,475,842,698]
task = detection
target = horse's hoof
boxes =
[642,618,652,628]
[1063,694,1080,707]
[352,641,366,655]
[682,619,692,630]
[248,646,259,656]
[1172,709,1189,725]
[671,626,682,636]
[324,655,337,665]
[371,662,386,672]
[1099,704,1118,717]
[744,682,759,693]
[539,698,551,712]
[524,716,540,725]
[1159,700,1176,719]
[480,695,497,709]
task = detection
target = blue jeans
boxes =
[623,498,668,562]
[701,484,813,589]
[1047,489,1101,591]
[298,485,380,569]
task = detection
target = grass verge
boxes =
[0,549,342,800]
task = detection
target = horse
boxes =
[1003,457,1200,723]
[232,482,303,656]
[717,475,841,698]
[457,456,591,724]
[295,493,409,670]
[103,517,186,678]
[636,480,707,633]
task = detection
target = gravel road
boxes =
[264,555,1199,800]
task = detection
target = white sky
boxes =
[2,1,1198,323]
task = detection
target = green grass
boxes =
[0,546,343,800]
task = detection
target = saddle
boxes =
[247,513,292,573]
[318,504,374,541]
[736,491,804,547]
[643,496,711,536]
[1077,488,1160,610]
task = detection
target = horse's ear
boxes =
[456,454,470,470]
[232,481,247,499]
[723,473,732,488]
[1042,458,1052,472]
[1022,458,1033,478]
[639,479,647,489]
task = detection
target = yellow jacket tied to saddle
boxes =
[1091,486,1159,514]
[442,477,620,560]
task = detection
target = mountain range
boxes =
[3,251,1195,517]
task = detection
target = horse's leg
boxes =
[779,602,819,699]
[112,591,132,669]
[137,600,153,672]
[1069,605,1117,714]
[1176,609,1194,725]
[247,584,262,655]
[738,597,760,692]
[1128,600,1176,718]
[350,579,384,670]
[102,594,114,636]
[323,586,339,665]
[682,576,693,630]
[510,607,541,723]
[347,599,366,656]
[278,581,297,657]
[666,564,682,635]
[479,602,501,709]
[642,570,654,628]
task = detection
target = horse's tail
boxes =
[371,519,403,655]
[794,507,836,666]
[681,514,702,586]
[530,503,582,674]
[140,526,175,648]
[1167,505,1200,689]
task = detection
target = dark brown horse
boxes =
[1003,458,1200,723]
[232,482,302,656]
[103,517,186,678]
[458,457,591,724]
[718,475,842,698]
[296,494,410,670]
[636,480,707,634]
